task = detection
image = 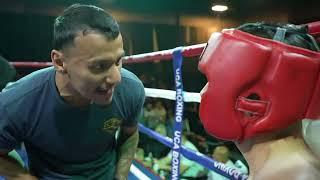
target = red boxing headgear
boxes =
[198,28,320,141]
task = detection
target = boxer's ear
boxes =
[51,50,67,73]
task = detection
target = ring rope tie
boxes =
[171,47,184,180]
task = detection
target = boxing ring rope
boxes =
[10,44,248,180]
[10,43,206,68]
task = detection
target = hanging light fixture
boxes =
[211,0,228,12]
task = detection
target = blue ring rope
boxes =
[138,124,248,180]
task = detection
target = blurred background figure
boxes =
[134,148,145,163]
[153,100,167,125]
[148,123,170,159]
[213,146,232,164]
[0,54,16,90]
[207,145,248,180]
[154,131,205,179]
[141,100,156,127]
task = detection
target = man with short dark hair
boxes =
[0,4,145,180]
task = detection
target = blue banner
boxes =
[170,47,184,180]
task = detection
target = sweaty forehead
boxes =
[74,32,122,50]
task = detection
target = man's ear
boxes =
[51,50,67,73]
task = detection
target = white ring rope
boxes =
[130,164,151,180]
[144,88,201,103]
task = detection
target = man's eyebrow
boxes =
[90,52,126,64]
[89,58,113,64]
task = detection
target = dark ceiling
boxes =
[109,0,320,23]
[2,0,320,23]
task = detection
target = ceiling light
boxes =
[211,5,228,12]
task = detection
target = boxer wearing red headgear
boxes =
[199,22,320,179]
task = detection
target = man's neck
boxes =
[237,135,320,180]
[237,138,271,179]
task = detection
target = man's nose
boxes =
[105,65,121,85]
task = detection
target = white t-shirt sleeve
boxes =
[234,160,249,174]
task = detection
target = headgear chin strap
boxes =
[198,26,320,142]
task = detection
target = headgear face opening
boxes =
[198,28,320,141]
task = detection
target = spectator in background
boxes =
[185,103,205,136]
[141,123,170,161]
[143,100,158,129]
[134,148,145,163]
[154,131,205,179]
[165,109,191,138]
[152,124,170,158]
[165,109,175,137]
[153,100,167,124]
[0,55,16,90]
[139,74,156,88]
[207,146,248,180]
